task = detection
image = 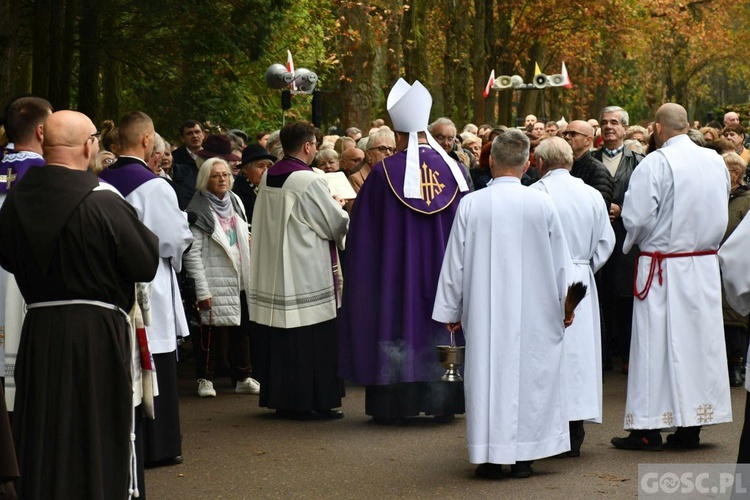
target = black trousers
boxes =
[738,392,750,463]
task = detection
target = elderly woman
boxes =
[184,157,259,398]
[316,149,341,173]
[461,135,482,168]
[721,152,750,387]
[349,129,395,194]
[161,141,174,178]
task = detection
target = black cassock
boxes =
[0,165,158,500]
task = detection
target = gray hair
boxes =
[625,125,647,140]
[366,129,395,150]
[600,106,630,127]
[623,139,645,155]
[491,129,529,169]
[686,128,706,147]
[428,117,457,134]
[316,149,339,162]
[534,137,573,169]
[265,130,281,151]
[196,157,234,193]
[723,152,747,175]
[152,132,165,155]
[346,127,361,136]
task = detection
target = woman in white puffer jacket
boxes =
[184,157,259,398]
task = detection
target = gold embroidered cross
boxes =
[0,167,17,189]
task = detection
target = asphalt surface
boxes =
[144,353,747,500]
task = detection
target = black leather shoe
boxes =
[665,432,700,449]
[475,463,503,480]
[510,461,533,478]
[611,431,662,451]
[554,449,580,458]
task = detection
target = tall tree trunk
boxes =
[384,0,403,95]
[31,0,53,98]
[78,0,102,121]
[0,0,21,106]
[48,0,66,109]
[58,0,78,109]
[471,0,486,125]
[483,0,495,125]
[402,0,429,83]
[338,0,375,131]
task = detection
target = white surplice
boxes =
[719,213,750,392]
[621,134,731,430]
[432,176,572,464]
[531,169,615,423]
[126,177,193,354]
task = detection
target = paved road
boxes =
[145,356,746,499]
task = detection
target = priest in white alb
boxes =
[611,103,731,451]
[530,137,615,457]
[432,130,573,480]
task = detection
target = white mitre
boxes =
[386,79,469,198]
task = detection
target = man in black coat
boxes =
[592,106,644,373]
[171,119,205,209]
[565,120,614,207]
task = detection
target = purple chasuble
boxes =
[339,145,465,386]
[0,151,45,195]
[98,157,157,197]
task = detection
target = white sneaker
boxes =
[235,377,261,395]
[197,378,216,398]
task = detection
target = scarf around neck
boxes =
[205,191,233,219]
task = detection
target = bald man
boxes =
[0,110,159,497]
[565,120,613,207]
[611,103,732,452]
[100,111,193,467]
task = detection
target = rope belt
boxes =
[26,298,140,498]
[26,299,129,322]
[633,250,717,300]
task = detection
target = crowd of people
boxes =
[2,87,750,497]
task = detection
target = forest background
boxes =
[1,0,749,142]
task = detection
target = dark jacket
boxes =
[232,175,258,227]
[171,146,199,210]
[571,151,614,207]
[722,185,750,328]
[592,146,644,297]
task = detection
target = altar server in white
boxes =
[433,129,573,480]
[611,103,731,452]
[531,137,615,457]
[98,111,194,465]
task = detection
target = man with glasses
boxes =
[0,109,159,499]
[340,79,470,424]
[565,120,614,207]
[429,117,474,191]
[249,121,349,420]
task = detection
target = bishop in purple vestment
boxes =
[338,79,470,422]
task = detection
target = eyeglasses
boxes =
[368,145,396,154]
[87,131,101,145]
[101,156,116,166]
[433,134,456,143]
[562,131,590,139]
[306,140,318,150]
[209,173,231,179]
